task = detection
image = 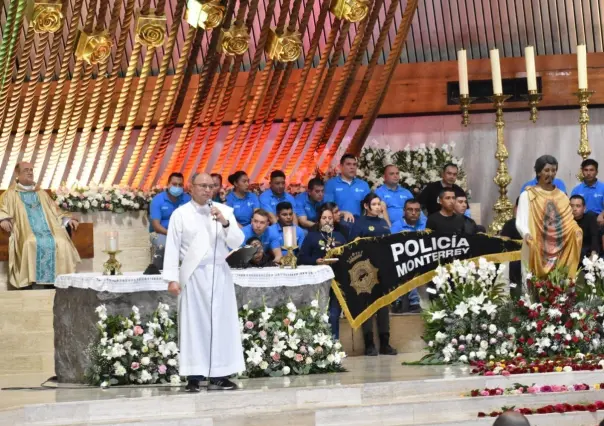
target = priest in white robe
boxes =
[163,173,245,392]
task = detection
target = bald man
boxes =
[492,411,531,426]
[163,173,245,392]
[0,162,80,289]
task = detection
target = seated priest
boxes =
[149,172,191,267]
[0,162,80,289]
[240,209,273,251]
[570,195,601,258]
[259,170,297,224]
[295,177,324,231]
[269,202,305,263]
[245,236,273,267]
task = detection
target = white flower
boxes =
[170,375,181,385]
[435,331,447,343]
[113,362,126,377]
[458,355,468,363]
[563,366,573,372]
[306,357,313,365]
[284,350,295,359]
[287,312,296,322]
[482,301,497,316]
[282,366,291,375]
[488,324,497,334]
[260,361,269,370]
[327,354,335,363]
[167,358,177,367]
[480,340,489,350]
[430,310,447,322]
[321,314,330,323]
[310,300,319,308]
[140,370,153,383]
[507,327,516,335]
[141,357,150,366]
[454,302,469,318]
[286,302,297,313]
[547,308,562,318]
[294,319,306,330]
[100,381,109,388]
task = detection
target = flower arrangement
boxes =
[421,258,511,363]
[86,303,181,387]
[239,300,346,377]
[467,382,599,397]
[356,142,467,192]
[478,400,604,417]
[470,354,604,376]
[53,184,162,213]
[581,255,604,299]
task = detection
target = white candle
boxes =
[577,44,588,89]
[283,226,296,247]
[457,49,469,96]
[525,46,537,91]
[105,231,119,252]
[490,49,503,95]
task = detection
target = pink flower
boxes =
[458,345,465,351]
[551,385,563,392]
[485,371,494,376]
[495,389,503,395]
[527,386,539,394]
[259,330,267,339]
[272,352,281,361]
[299,346,307,353]
[283,318,291,326]
[133,326,144,336]
[131,362,140,370]
[245,321,254,330]
[501,370,511,377]
[480,390,490,396]
[295,354,304,362]
[158,364,167,374]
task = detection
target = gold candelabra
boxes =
[454,94,477,127]
[526,90,541,123]
[102,250,123,275]
[488,94,514,234]
[574,88,595,181]
[279,246,298,269]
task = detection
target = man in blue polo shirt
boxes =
[240,209,273,251]
[296,177,324,230]
[259,170,297,224]
[269,202,305,262]
[571,159,604,225]
[149,172,191,266]
[375,165,414,225]
[324,154,370,222]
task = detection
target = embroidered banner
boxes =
[329,232,522,328]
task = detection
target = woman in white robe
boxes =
[163,173,245,391]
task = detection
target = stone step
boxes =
[0,310,53,333]
[0,353,54,376]
[0,331,54,354]
[0,290,54,313]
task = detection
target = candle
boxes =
[577,44,588,89]
[490,49,502,95]
[105,231,119,252]
[457,49,469,96]
[283,226,296,247]
[525,46,537,91]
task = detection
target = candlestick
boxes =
[457,49,469,96]
[525,46,537,91]
[102,250,123,275]
[574,88,595,180]
[105,231,119,252]
[490,49,502,95]
[577,44,588,89]
[453,94,477,127]
[487,94,513,234]
[524,90,542,123]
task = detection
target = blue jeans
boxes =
[408,288,420,306]
[328,290,342,339]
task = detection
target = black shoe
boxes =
[208,377,238,391]
[365,345,378,356]
[407,304,422,314]
[379,333,398,355]
[363,332,378,356]
[185,379,201,392]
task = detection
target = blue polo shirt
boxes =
[259,189,297,215]
[268,223,306,255]
[571,180,604,214]
[241,225,273,250]
[225,191,259,226]
[521,177,567,194]
[295,192,323,222]
[149,191,191,231]
[375,184,414,224]
[391,216,427,233]
[324,176,370,217]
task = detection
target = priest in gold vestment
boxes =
[516,155,582,281]
[0,162,80,289]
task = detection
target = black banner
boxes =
[329,232,522,328]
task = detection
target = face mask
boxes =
[168,186,183,197]
[320,224,334,233]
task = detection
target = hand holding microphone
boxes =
[208,200,228,227]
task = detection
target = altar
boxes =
[53,266,334,383]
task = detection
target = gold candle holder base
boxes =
[487,94,514,234]
[279,246,298,269]
[574,88,595,181]
[452,94,477,127]
[102,250,123,275]
[523,90,542,123]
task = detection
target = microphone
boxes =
[207,200,217,220]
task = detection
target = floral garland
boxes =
[478,400,604,417]
[470,354,604,376]
[356,142,468,192]
[86,303,181,387]
[239,300,346,377]
[53,184,162,214]
[468,382,599,397]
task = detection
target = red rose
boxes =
[477,412,486,418]
[471,390,479,397]
[527,338,534,345]
[518,300,525,307]
[554,404,565,413]
[573,404,586,411]
[595,400,604,409]
[572,336,580,343]
[587,404,597,412]
[565,320,573,328]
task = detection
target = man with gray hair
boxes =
[492,411,531,426]
[163,173,245,392]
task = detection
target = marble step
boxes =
[0,331,54,354]
[0,310,53,333]
[0,353,54,376]
[0,290,54,313]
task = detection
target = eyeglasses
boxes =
[192,183,213,190]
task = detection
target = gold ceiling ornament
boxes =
[265,29,302,62]
[26,0,64,33]
[219,24,249,56]
[330,0,369,22]
[135,9,167,47]
[75,29,112,65]
[186,0,225,29]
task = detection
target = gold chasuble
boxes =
[526,186,582,278]
[0,186,80,288]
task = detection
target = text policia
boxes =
[391,235,470,277]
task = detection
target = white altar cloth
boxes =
[55,265,335,293]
